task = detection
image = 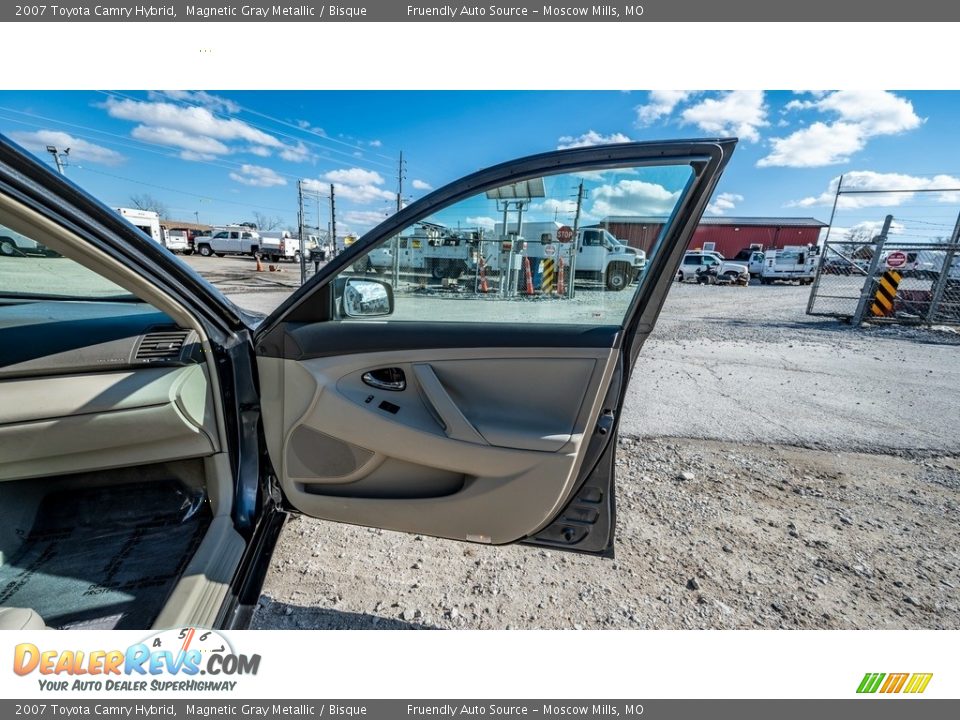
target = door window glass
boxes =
[0,223,134,300]
[334,163,695,326]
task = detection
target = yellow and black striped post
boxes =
[541,258,556,294]
[870,269,902,317]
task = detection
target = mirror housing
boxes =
[341,277,394,318]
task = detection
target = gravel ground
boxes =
[253,437,959,630]
[247,281,960,630]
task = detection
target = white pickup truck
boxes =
[195,227,262,258]
[677,251,749,285]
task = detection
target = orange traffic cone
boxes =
[557,256,566,295]
[523,256,534,296]
[478,257,490,293]
[255,254,264,272]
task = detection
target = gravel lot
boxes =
[180,257,960,629]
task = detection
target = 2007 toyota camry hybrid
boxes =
[0,135,735,630]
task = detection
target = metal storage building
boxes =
[600,216,828,258]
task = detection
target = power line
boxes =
[72,165,292,214]
[97,90,398,172]
[0,108,308,182]
[839,187,960,195]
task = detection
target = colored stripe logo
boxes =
[857,672,932,694]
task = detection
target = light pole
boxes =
[45,145,69,175]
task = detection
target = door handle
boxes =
[362,368,406,392]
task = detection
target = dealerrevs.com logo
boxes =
[857,673,933,694]
[13,628,261,692]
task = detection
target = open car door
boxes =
[255,140,735,556]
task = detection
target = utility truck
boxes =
[115,208,163,246]
[496,222,646,291]
[367,223,483,279]
[760,245,818,285]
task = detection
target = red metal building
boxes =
[599,216,828,258]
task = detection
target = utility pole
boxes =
[329,184,337,254]
[396,151,405,213]
[297,180,306,285]
[567,181,585,299]
[45,145,68,175]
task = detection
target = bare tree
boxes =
[129,193,169,218]
[252,212,284,231]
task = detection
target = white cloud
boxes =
[228,164,287,188]
[411,179,433,191]
[245,145,272,157]
[368,139,383,148]
[280,141,311,163]
[557,130,632,149]
[322,167,385,186]
[635,90,694,125]
[313,167,394,203]
[758,121,864,168]
[332,184,395,204]
[180,151,218,162]
[105,97,283,147]
[466,216,497,230]
[9,130,125,166]
[531,198,578,215]
[150,90,240,114]
[816,90,922,135]
[343,209,391,232]
[791,170,960,209]
[589,179,681,217]
[681,91,768,142]
[297,120,326,136]
[304,168,394,205]
[131,125,230,155]
[837,219,906,241]
[706,192,744,215]
[759,91,923,168]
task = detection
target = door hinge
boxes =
[596,409,615,436]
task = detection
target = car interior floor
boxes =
[0,459,212,630]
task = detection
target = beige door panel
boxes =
[258,347,617,543]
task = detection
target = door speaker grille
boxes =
[287,426,374,478]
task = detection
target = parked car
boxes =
[676,251,749,285]
[0,134,734,630]
[0,233,60,258]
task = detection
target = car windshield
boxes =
[0,224,138,301]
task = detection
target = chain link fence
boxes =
[808,237,960,325]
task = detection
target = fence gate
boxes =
[807,239,960,325]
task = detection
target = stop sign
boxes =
[886,251,908,268]
[556,225,574,243]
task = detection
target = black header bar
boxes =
[4,1,959,22]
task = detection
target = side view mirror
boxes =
[341,277,394,318]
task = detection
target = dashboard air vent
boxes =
[135,329,191,362]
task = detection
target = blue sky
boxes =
[1,90,958,241]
